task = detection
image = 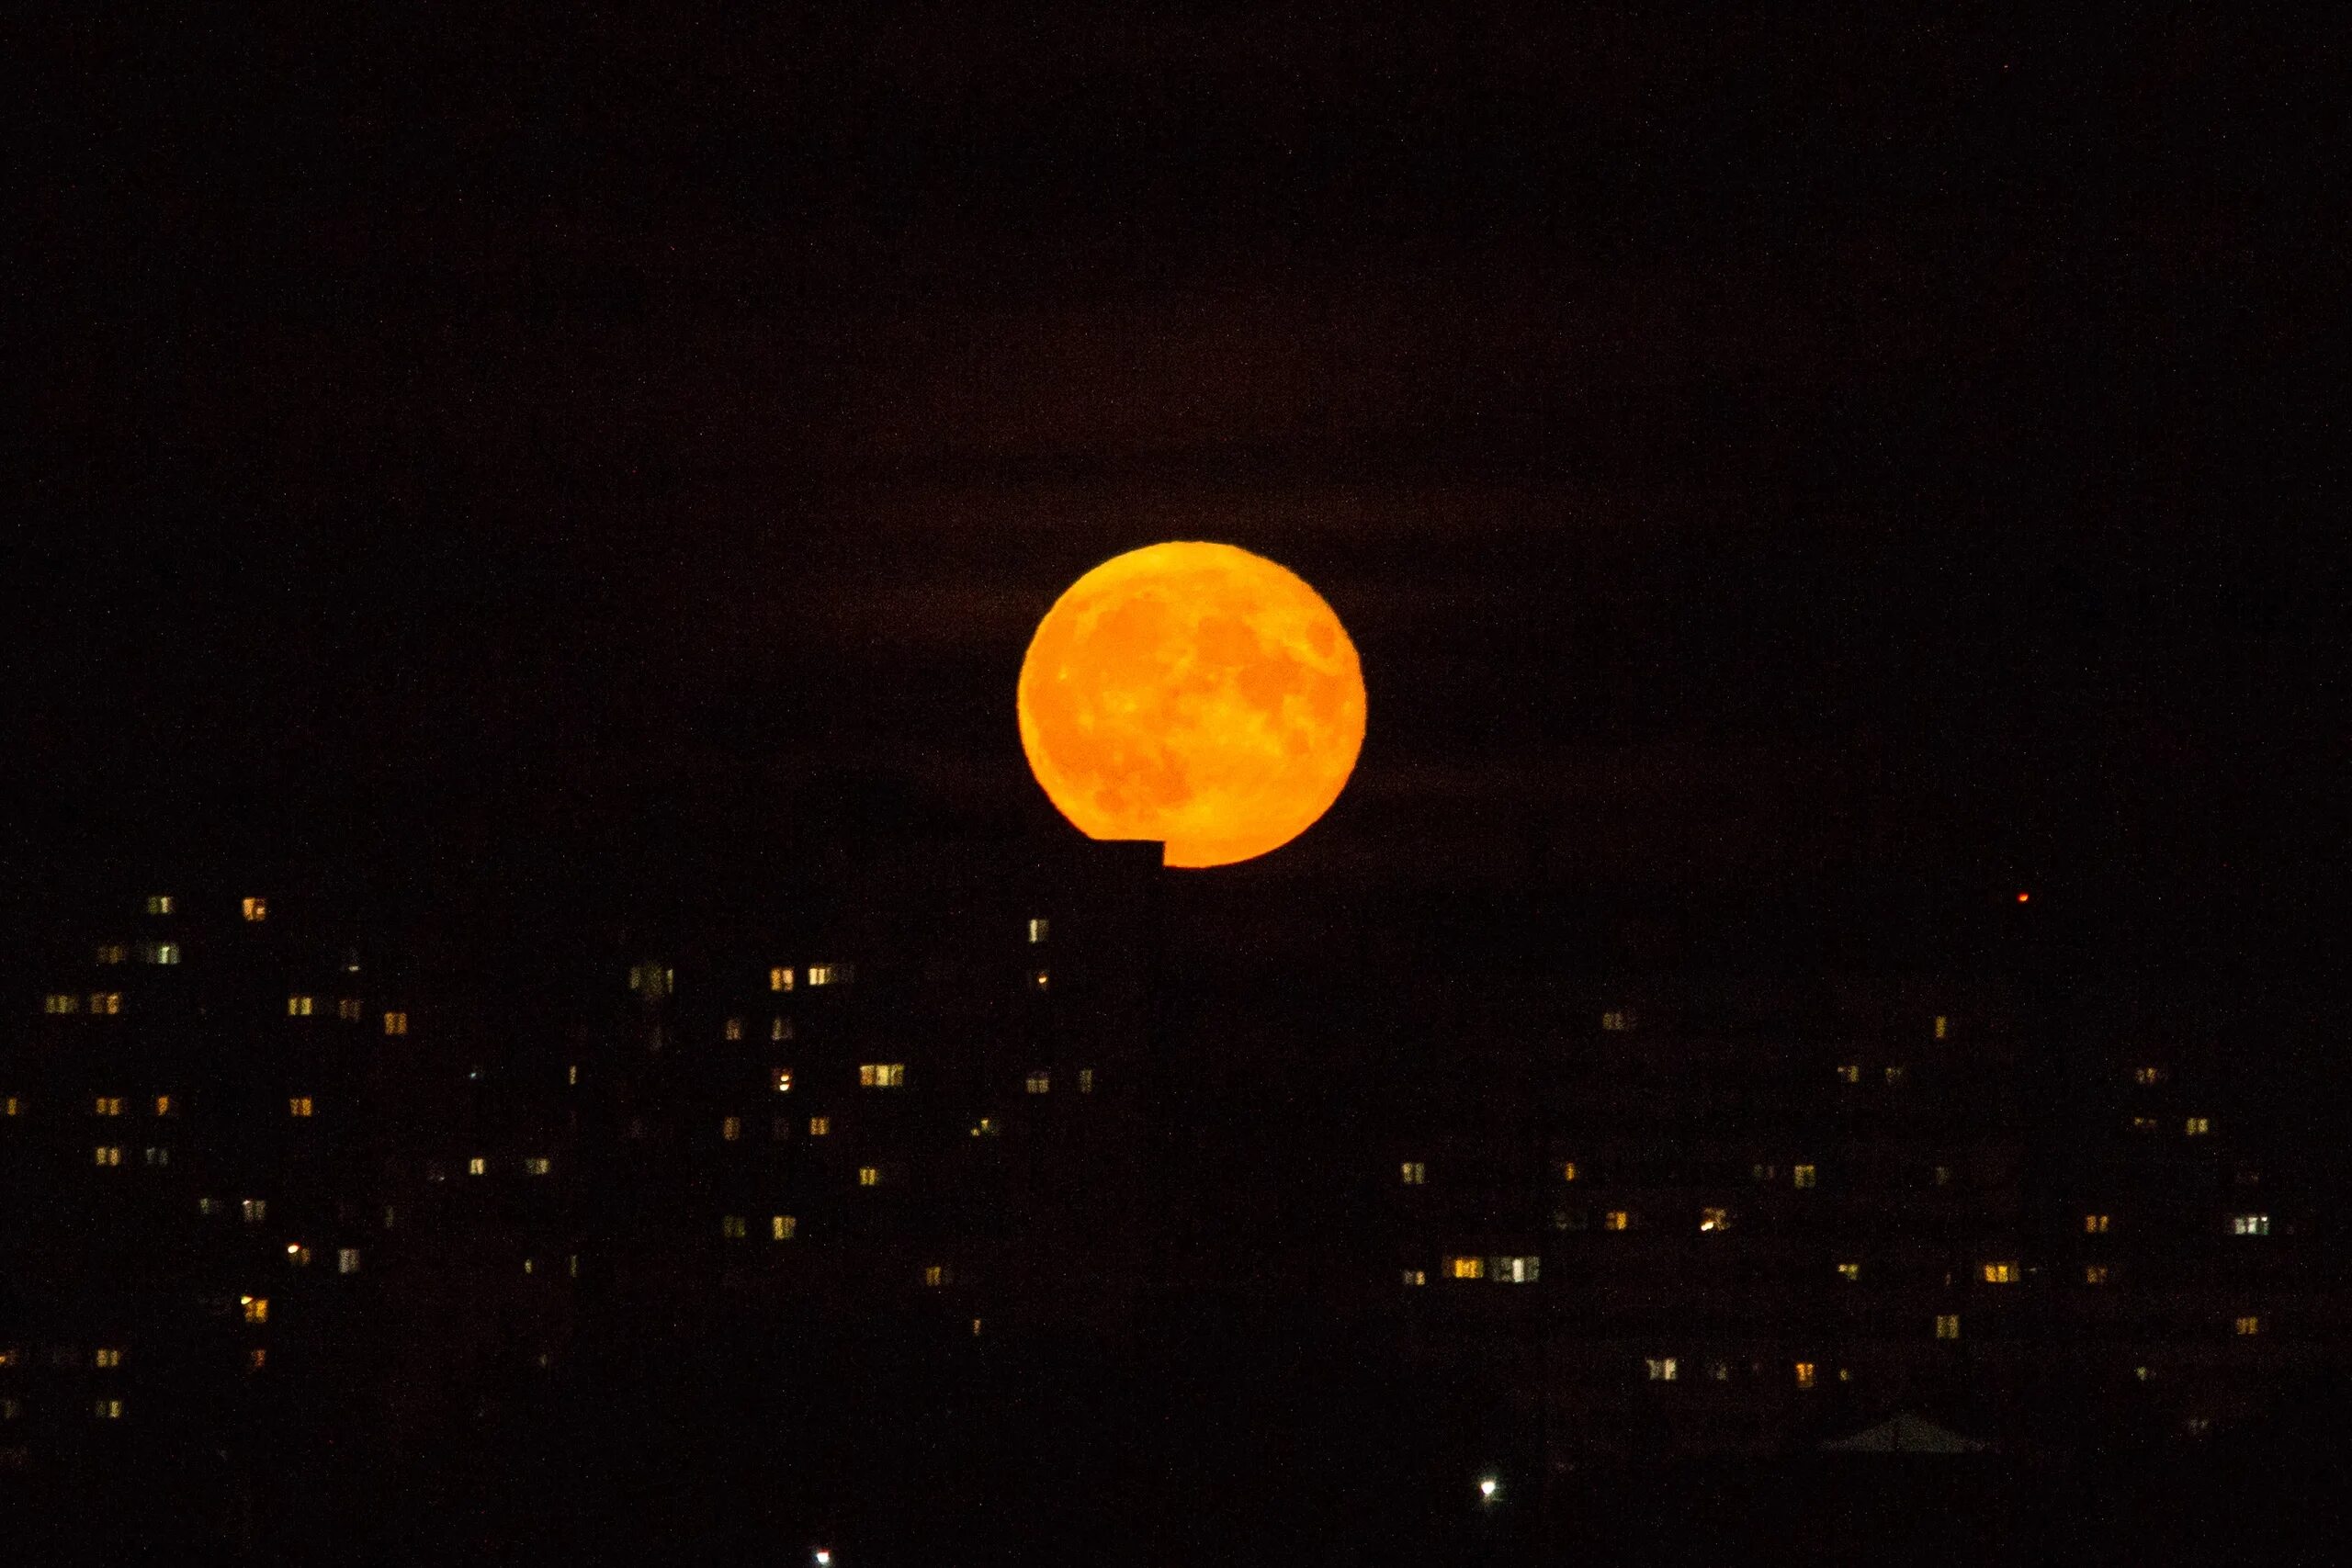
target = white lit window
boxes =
[144,942,179,965]
[43,994,78,1015]
[859,1064,907,1089]
[94,1145,122,1167]
[720,1216,747,1239]
[338,998,364,1021]
[769,966,795,992]
[1645,1357,1678,1382]
[1447,1256,1485,1280]
[1401,1269,1426,1287]
[857,1166,880,1187]
[337,1248,360,1275]
[1835,1064,1860,1084]
[1401,1162,1427,1186]
[95,1097,122,1117]
[1838,1262,1861,1281]
[1982,1261,2019,1284]
[2232,1214,2271,1236]
[723,1017,744,1042]
[1024,1071,1050,1095]
[468,1156,486,1176]
[567,1064,579,1086]
[242,897,267,921]
[1935,1314,1961,1340]
[525,1156,551,1176]
[1079,1067,1095,1093]
[2234,1314,2261,1337]
[242,1199,266,1224]
[1028,918,1049,944]
[1493,1256,1540,1283]
[383,1011,408,1036]
[2186,1116,2211,1136]
[2086,1213,2111,1234]
[1793,1165,1817,1190]
[146,895,174,916]
[771,1215,797,1241]
[288,1097,313,1118]
[1699,1207,1730,1233]
[143,1147,169,1167]
[1600,1010,1634,1032]
[287,995,314,1018]
[1794,1361,1817,1389]
[721,1116,742,1142]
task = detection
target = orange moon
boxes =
[1017,542,1366,868]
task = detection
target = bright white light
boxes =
[1479,1477,1499,1501]
[813,1552,831,1566]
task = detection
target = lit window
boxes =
[1401,1162,1427,1186]
[2130,1115,2159,1133]
[720,1216,747,1239]
[198,1198,220,1215]
[242,1296,268,1324]
[771,1215,797,1241]
[628,964,673,997]
[2085,1213,2111,1234]
[1699,1207,1730,1233]
[146,895,174,916]
[243,1199,266,1224]
[468,1157,486,1176]
[287,1244,311,1267]
[1448,1257,1486,1280]
[1793,1165,1817,1190]
[770,966,796,992]
[1838,1262,1861,1281]
[723,1017,743,1042]
[770,1068,794,1094]
[153,1095,172,1116]
[808,1117,830,1136]
[567,1064,579,1086]
[95,1097,121,1116]
[1794,1362,1817,1389]
[94,1399,123,1419]
[2133,1066,2166,1086]
[2234,1315,2261,1337]
[95,1348,122,1369]
[525,1156,551,1176]
[2186,1116,2211,1136]
[44,994,78,1015]
[96,942,128,964]
[143,1147,169,1167]
[2,1096,17,1116]
[1934,1014,1950,1040]
[1603,1210,1631,1232]
[857,1167,880,1187]
[90,992,122,1015]
[1401,1269,1426,1287]
[287,995,314,1018]
[241,897,267,921]
[2085,1265,2109,1284]
[248,1349,267,1371]
[1935,1314,1961,1340]
[144,942,179,965]
[568,1255,579,1276]
[1835,1064,1860,1084]
[1884,1065,1907,1085]
[923,1265,948,1287]
[2232,1214,2270,1236]
[971,1319,985,1337]
[1750,1163,1777,1181]
[771,1017,792,1042]
[1601,1010,1634,1032]
[337,1248,360,1274]
[1983,1261,2019,1284]
[94,1146,121,1167]
[1494,1256,1540,1283]
[383,1206,396,1228]
[970,1117,998,1138]
[721,1116,742,1142]
[1933,1165,1953,1187]
[383,1011,408,1036]
[1562,1162,1579,1182]
[859,1064,907,1089]
[0,1349,15,1368]
[288,1097,313,1118]
[1028,919,1049,944]
[1025,1072,1050,1095]
[808,964,847,987]
[1079,1067,1095,1093]
[337,998,363,1021]
[1645,1358,1678,1382]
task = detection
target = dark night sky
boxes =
[12,7,2344,988]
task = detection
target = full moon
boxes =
[1018,541,1366,868]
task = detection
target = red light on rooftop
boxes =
[2016,892,2030,903]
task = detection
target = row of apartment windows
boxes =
[1598,1012,1957,1039]
[42,994,409,1032]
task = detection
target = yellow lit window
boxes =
[90,992,122,1015]
[723,1017,744,1042]
[95,1398,124,1419]
[1884,1065,1907,1085]
[769,966,795,992]
[288,1097,313,1118]
[1601,1010,1634,1032]
[2232,1214,2271,1236]
[1935,1314,1961,1340]
[859,1064,907,1089]
[2234,1314,2261,1337]
[467,1156,486,1176]
[771,1215,797,1241]
[1838,1262,1861,1281]
[287,1244,311,1267]
[1699,1207,1730,1233]
[1024,1071,1050,1094]
[923,1265,947,1287]
[1029,969,1050,993]
[44,994,78,1015]
[720,1216,747,1239]
[1079,1067,1095,1093]
[2186,1116,2211,1136]
[95,1348,122,1369]
[970,1116,998,1138]
[243,897,267,922]
[1794,1361,1817,1389]
[2130,1115,2159,1132]
[1645,1357,1677,1382]
[1835,1064,1860,1084]
[1983,1261,2018,1284]
[1934,1165,1953,1186]
[1751,1163,1777,1180]
[96,943,128,964]
[95,1097,122,1116]
[857,1167,880,1187]
[771,1017,792,1042]
[1028,918,1049,943]
[2085,1265,2109,1284]
[94,1145,122,1167]
[338,1248,360,1274]
[1562,1162,1579,1182]
[1934,1014,1950,1040]
[720,1116,741,1142]
[1401,1162,1427,1185]
[242,1199,266,1224]
[524,1156,550,1176]
[338,998,363,1021]
[2086,1213,2111,1234]
[808,1116,830,1136]
[2133,1066,2166,1085]
[1793,1165,1817,1189]
[567,1064,579,1086]
[2,1096,17,1116]
[1402,1269,1426,1287]
[144,942,179,965]
[287,995,314,1018]
[248,1349,267,1371]
[808,964,842,987]
[153,1095,172,1116]
[0,1348,15,1368]
[1448,1256,1486,1280]
[383,1011,408,1036]
[242,1296,269,1324]
[146,895,173,915]
[1602,1210,1631,1232]
[770,1068,794,1094]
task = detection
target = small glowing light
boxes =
[813,1552,832,1567]
[2016,891,2030,903]
[1478,1476,1499,1502]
